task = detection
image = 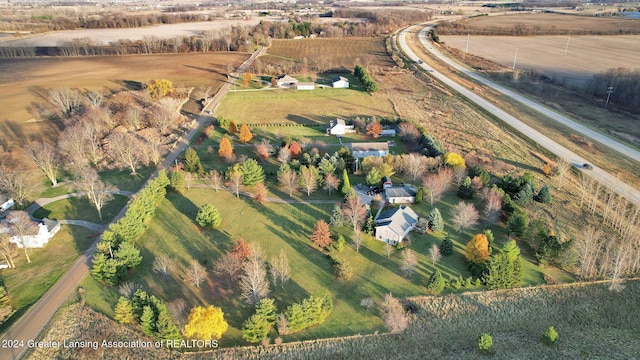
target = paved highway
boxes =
[397,25,640,205]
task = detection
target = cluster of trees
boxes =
[354,65,378,93]
[91,171,170,285]
[397,120,444,157]
[333,8,432,34]
[435,20,640,36]
[278,295,333,335]
[114,289,181,341]
[589,68,640,113]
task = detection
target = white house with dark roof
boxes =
[276,75,298,88]
[0,217,61,249]
[0,194,14,215]
[332,76,349,88]
[349,142,389,158]
[327,118,355,136]
[374,206,419,245]
[385,186,417,204]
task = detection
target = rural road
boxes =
[25,190,133,216]
[0,49,263,360]
[396,25,640,205]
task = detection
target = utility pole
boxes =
[512,48,519,72]
[465,34,470,54]
[563,34,571,55]
[605,86,614,106]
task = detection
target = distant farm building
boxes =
[380,129,397,137]
[374,206,419,245]
[332,76,349,88]
[349,142,390,158]
[385,186,417,204]
[327,119,355,136]
[276,75,298,88]
[0,217,61,249]
[296,82,315,91]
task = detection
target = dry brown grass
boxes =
[0,52,247,147]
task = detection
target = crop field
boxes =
[445,13,640,34]
[0,52,247,147]
[439,34,640,89]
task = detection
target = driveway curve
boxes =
[396,25,640,205]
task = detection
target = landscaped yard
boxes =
[0,225,98,331]
[81,183,562,346]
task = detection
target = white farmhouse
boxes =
[276,75,298,88]
[374,206,419,245]
[332,76,349,88]
[296,82,315,90]
[327,119,355,136]
[0,218,61,249]
[349,142,390,158]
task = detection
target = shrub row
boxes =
[354,64,378,93]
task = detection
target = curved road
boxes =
[397,26,640,205]
[0,49,264,360]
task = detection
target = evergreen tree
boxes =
[156,309,181,341]
[334,234,345,252]
[240,158,265,187]
[468,165,490,186]
[169,171,186,193]
[535,184,552,204]
[196,204,222,229]
[365,167,382,186]
[114,296,134,324]
[238,124,253,143]
[513,183,534,206]
[329,205,345,227]
[439,232,454,256]
[415,187,423,204]
[114,241,142,268]
[507,212,529,237]
[90,253,108,281]
[333,260,353,282]
[429,208,444,232]
[184,148,204,175]
[484,229,495,247]
[140,305,156,337]
[457,176,474,199]
[483,240,523,290]
[426,270,445,294]
[363,215,375,236]
[341,169,351,195]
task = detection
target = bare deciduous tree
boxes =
[343,194,368,232]
[401,153,428,181]
[277,312,289,336]
[482,187,503,225]
[58,124,88,167]
[240,248,270,305]
[323,173,340,196]
[227,169,244,198]
[429,244,442,265]
[84,89,104,108]
[123,105,146,131]
[452,166,468,186]
[8,211,39,264]
[385,243,393,258]
[208,170,223,192]
[277,169,298,197]
[380,293,409,333]
[298,165,319,196]
[451,202,480,232]
[168,298,187,326]
[0,233,18,269]
[401,249,418,276]
[555,158,571,189]
[352,228,365,252]
[0,152,35,207]
[47,88,82,117]
[23,141,60,187]
[187,259,207,288]
[579,172,596,208]
[575,226,603,279]
[214,252,244,285]
[108,132,143,174]
[153,254,176,277]
[77,167,115,222]
[152,97,182,134]
[270,250,290,287]
[277,146,291,163]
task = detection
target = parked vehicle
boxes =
[583,163,593,170]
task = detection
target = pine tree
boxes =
[169,171,186,193]
[341,169,351,195]
[114,296,134,324]
[114,242,142,268]
[242,298,278,343]
[429,208,444,232]
[156,309,181,341]
[483,240,523,289]
[457,176,474,199]
[184,148,204,175]
[140,305,156,336]
[536,184,552,203]
[196,204,222,229]
[363,215,375,235]
[90,253,108,281]
[484,229,495,247]
[218,137,233,159]
[507,212,529,237]
[334,234,345,251]
[239,124,253,143]
[365,167,382,186]
[439,232,454,256]
[240,158,265,187]
[426,270,445,294]
[513,183,534,206]
[330,205,344,227]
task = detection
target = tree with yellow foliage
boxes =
[218,136,234,160]
[147,79,173,99]
[465,233,489,264]
[184,305,229,340]
[444,152,465,168]
[239,124,253,143]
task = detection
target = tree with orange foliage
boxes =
[253,182,268,204]
[229,121,239,134]
[542,163,552,176]
[239,124,253,143]
[310,220,332,249]
[232,239,253,260]
[465,234,489,264]
[289,141,302,158]
[366,121,382,138]
[218,137,233,160]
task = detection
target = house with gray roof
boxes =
[385,186,417,204]
[276,75,298,88]
[349,142,389,158]
[0,217,60,249]
[374,206,419,245]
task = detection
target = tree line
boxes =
[435,20,640,36]
[589,68,640,113]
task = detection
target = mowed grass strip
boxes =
[0,225,98,331]
[32,194,129,224]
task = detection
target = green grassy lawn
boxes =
[0,225,98,331]
[99,166,155,192]
[81,185,559,347]
[32,195,129,224]
[39,183,74,198]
